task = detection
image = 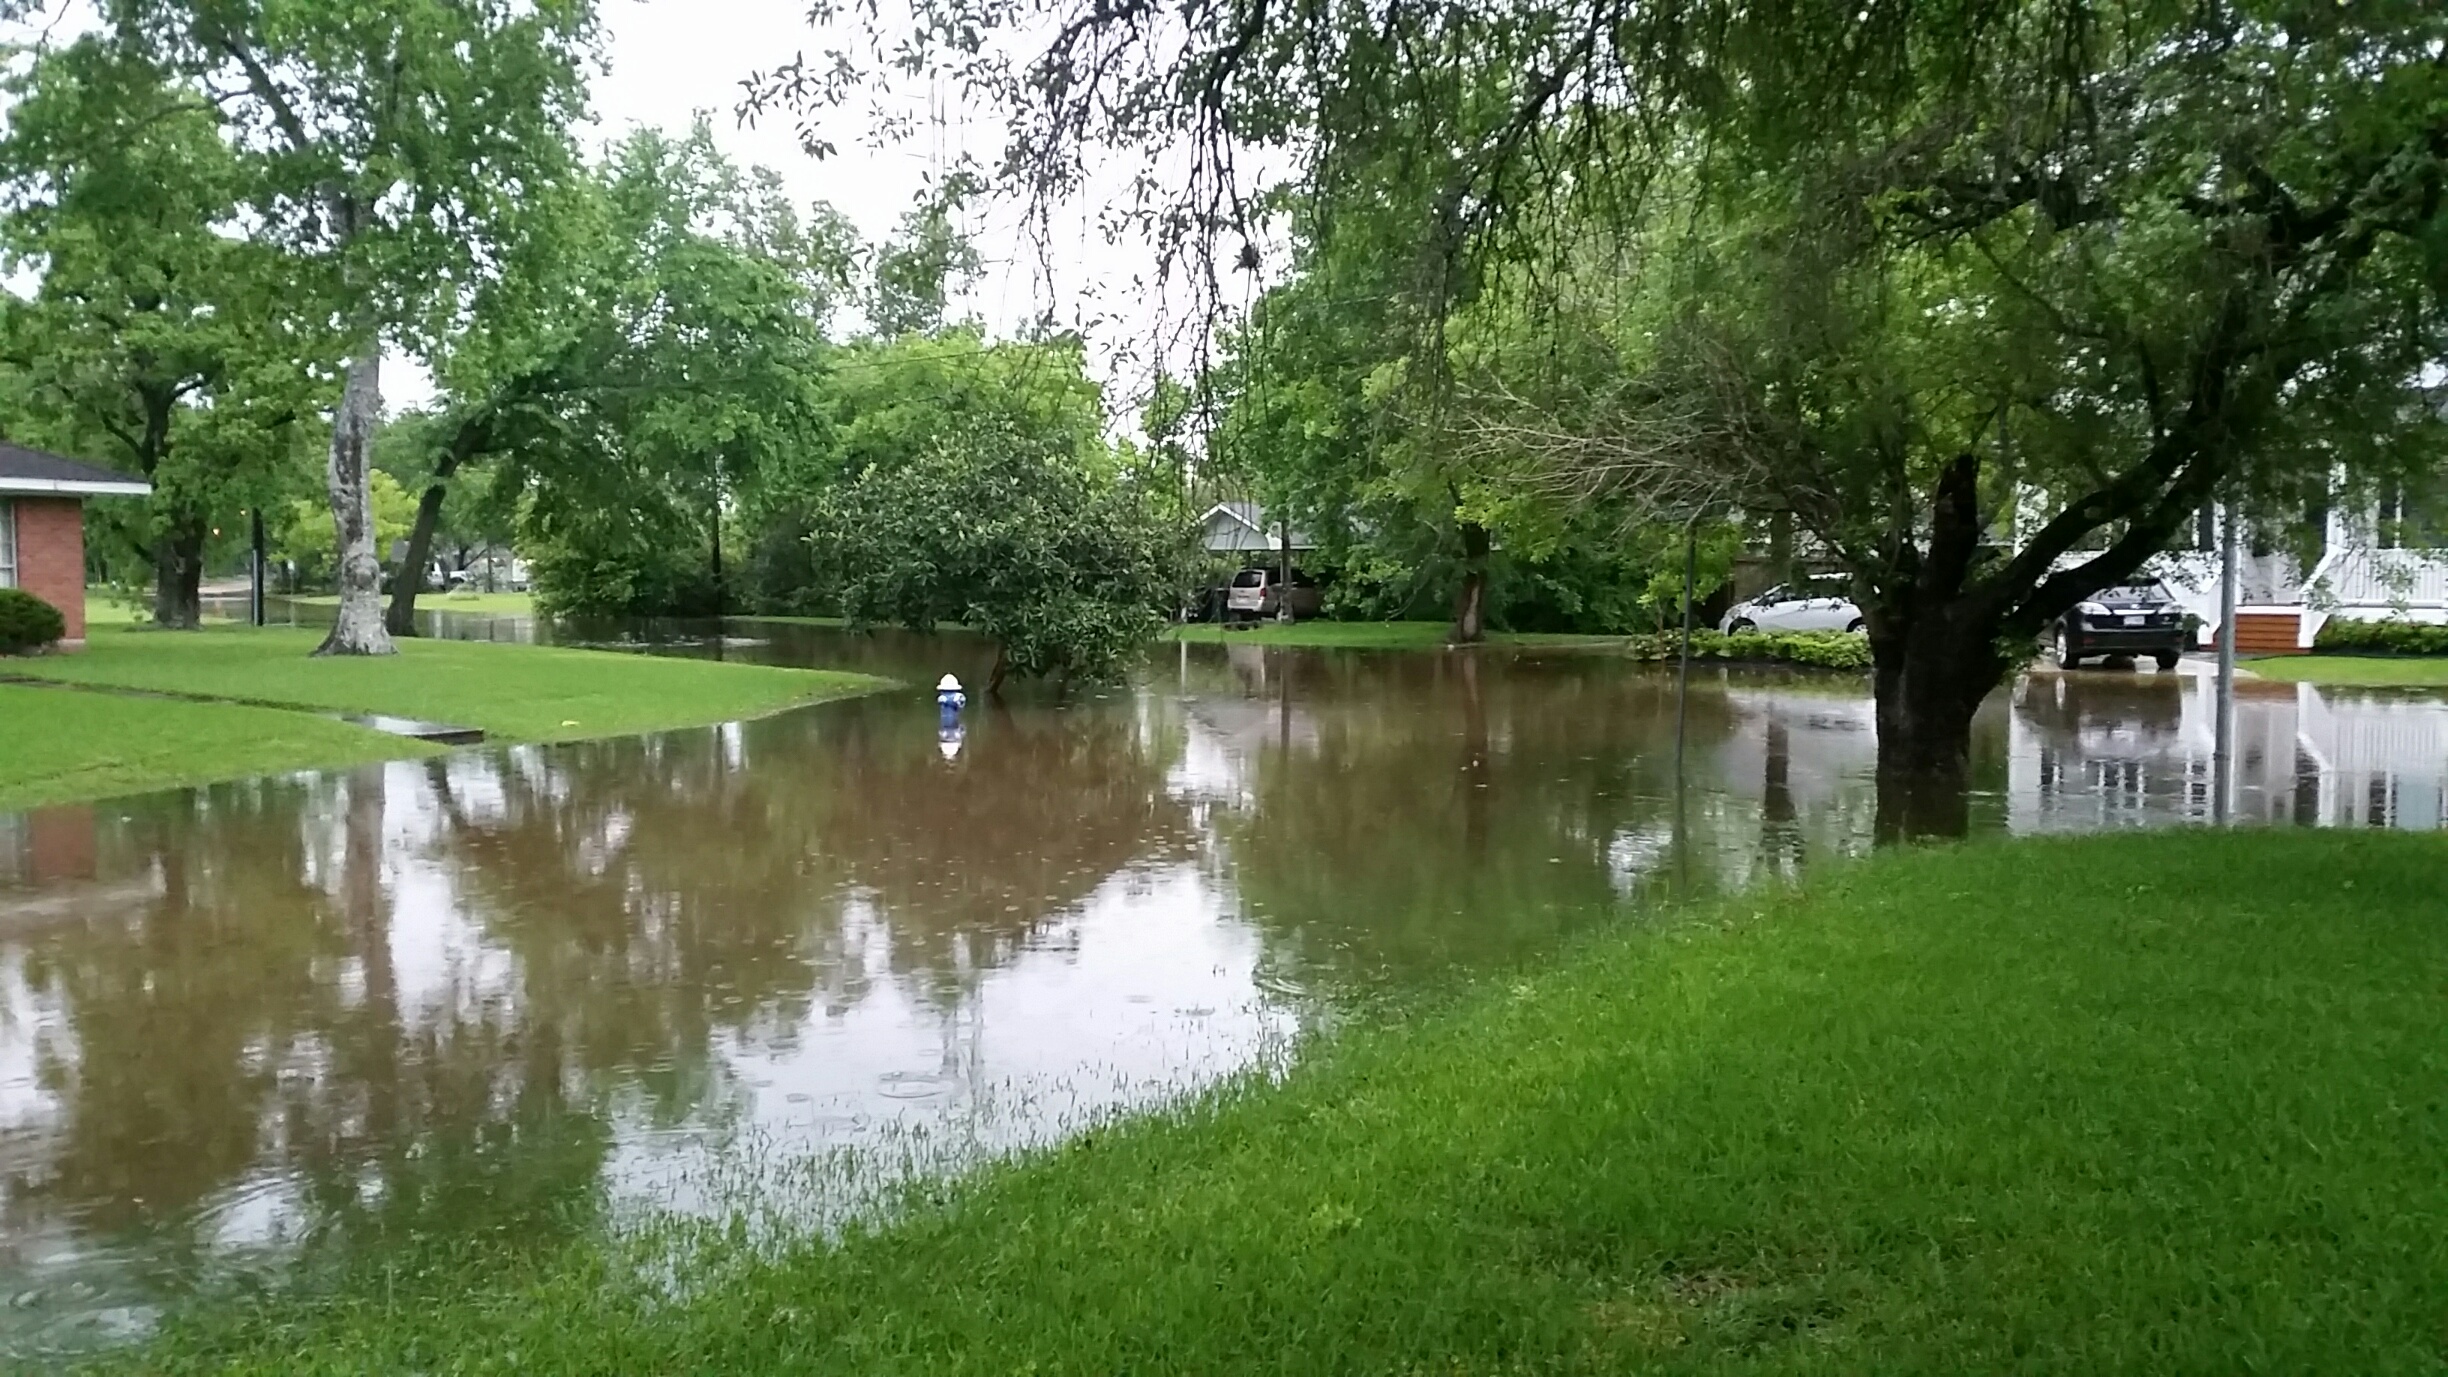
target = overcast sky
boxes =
[5,0,1198,416]
[438,0,1174,409]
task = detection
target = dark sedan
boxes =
[2055,581,2192,670]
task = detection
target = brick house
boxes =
[0,444,151,650]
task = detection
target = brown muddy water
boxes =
[3,613,2444,1355]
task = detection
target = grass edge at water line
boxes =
[107,829,2448,1375]
[2,627,899,808]
[2247,653,2448,687]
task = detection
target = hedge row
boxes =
[1619,628,1873,670]
[2313,617,2448,657]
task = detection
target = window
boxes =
[0,499,15,588]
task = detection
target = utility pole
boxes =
[1675,514,1698,780]
[249,507,267,627]
[2213,497,2239,824]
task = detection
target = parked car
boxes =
[2053,580,2191,670]
[447,556,530,593]
[1223,567,1323,622]
[1720,576,1863,635]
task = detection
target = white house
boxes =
[1200,501,1318,558]
[2121,501,2447,652]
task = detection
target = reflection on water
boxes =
[4,622,2445,1356]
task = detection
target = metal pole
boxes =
[249,507,266,627]
[1675,514,1697,780]
[2213,497,2238,824]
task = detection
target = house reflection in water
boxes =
[1,806,98,887]
[2011,670,2448,831]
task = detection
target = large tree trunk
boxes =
[316,338,395,657]
[386,459,459,638]
[150,516,207,630]
[1869,614,2000,843]
[1450,519,1489,644]
[1860,456,2018,843]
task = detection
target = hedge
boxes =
[2313,616,2448,657]
[1619,628,1872,670]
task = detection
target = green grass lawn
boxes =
[82,588,160,627]
[0,683,431,812]
[1,626,891,807]
[114,829,2448,1374]
[2249,654,2448,687]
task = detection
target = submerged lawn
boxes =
[115,830,2448,1374]
[2251,654,2448,687]
[0,684,429,812]
[1,627,891,807]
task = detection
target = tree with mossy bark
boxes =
[73,0,595,655]
[757,0,2448,836]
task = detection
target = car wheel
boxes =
[2056,627,2082,669]
[2155,650,2181,672]
[1845,618,1865,634]
[1727,619,1755,634]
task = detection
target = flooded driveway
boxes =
[3,623,2444,1354]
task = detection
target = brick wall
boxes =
[10,496,87,647]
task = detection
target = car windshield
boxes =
[1231,571,1267,588]
[2101,583,2170,603]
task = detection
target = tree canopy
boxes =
[759,0,2448,833]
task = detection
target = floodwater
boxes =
[4,616,2446,1356]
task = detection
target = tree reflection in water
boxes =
[16,636,2418,1356]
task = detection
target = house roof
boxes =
[0,443,150,497]
[1201,501,1317,553]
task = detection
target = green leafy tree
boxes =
[806,415,1186,690]
[779,0,2448,836]
[505,123,847,619]
[76,0,596,654]
[0,38,322,627]
[868,179,982,338]
[741,327,1111,614]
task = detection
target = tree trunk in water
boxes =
[316,339,395,656]
[987,642,1009,696]
[1869,608,2002,844]
[150,517,207,630]
[1450,520,1489,645]
[386,457,459,638]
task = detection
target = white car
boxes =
[1720,577,1864,635]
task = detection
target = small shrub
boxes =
[0,587,66,654]
[2313,616,2448,657]
[1620,628,1872,670]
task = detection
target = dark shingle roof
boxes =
[0,443,149,492]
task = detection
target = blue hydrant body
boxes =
[935,673,968,716]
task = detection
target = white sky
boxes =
[537,0,1201,421]
[6,0,1211,420]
